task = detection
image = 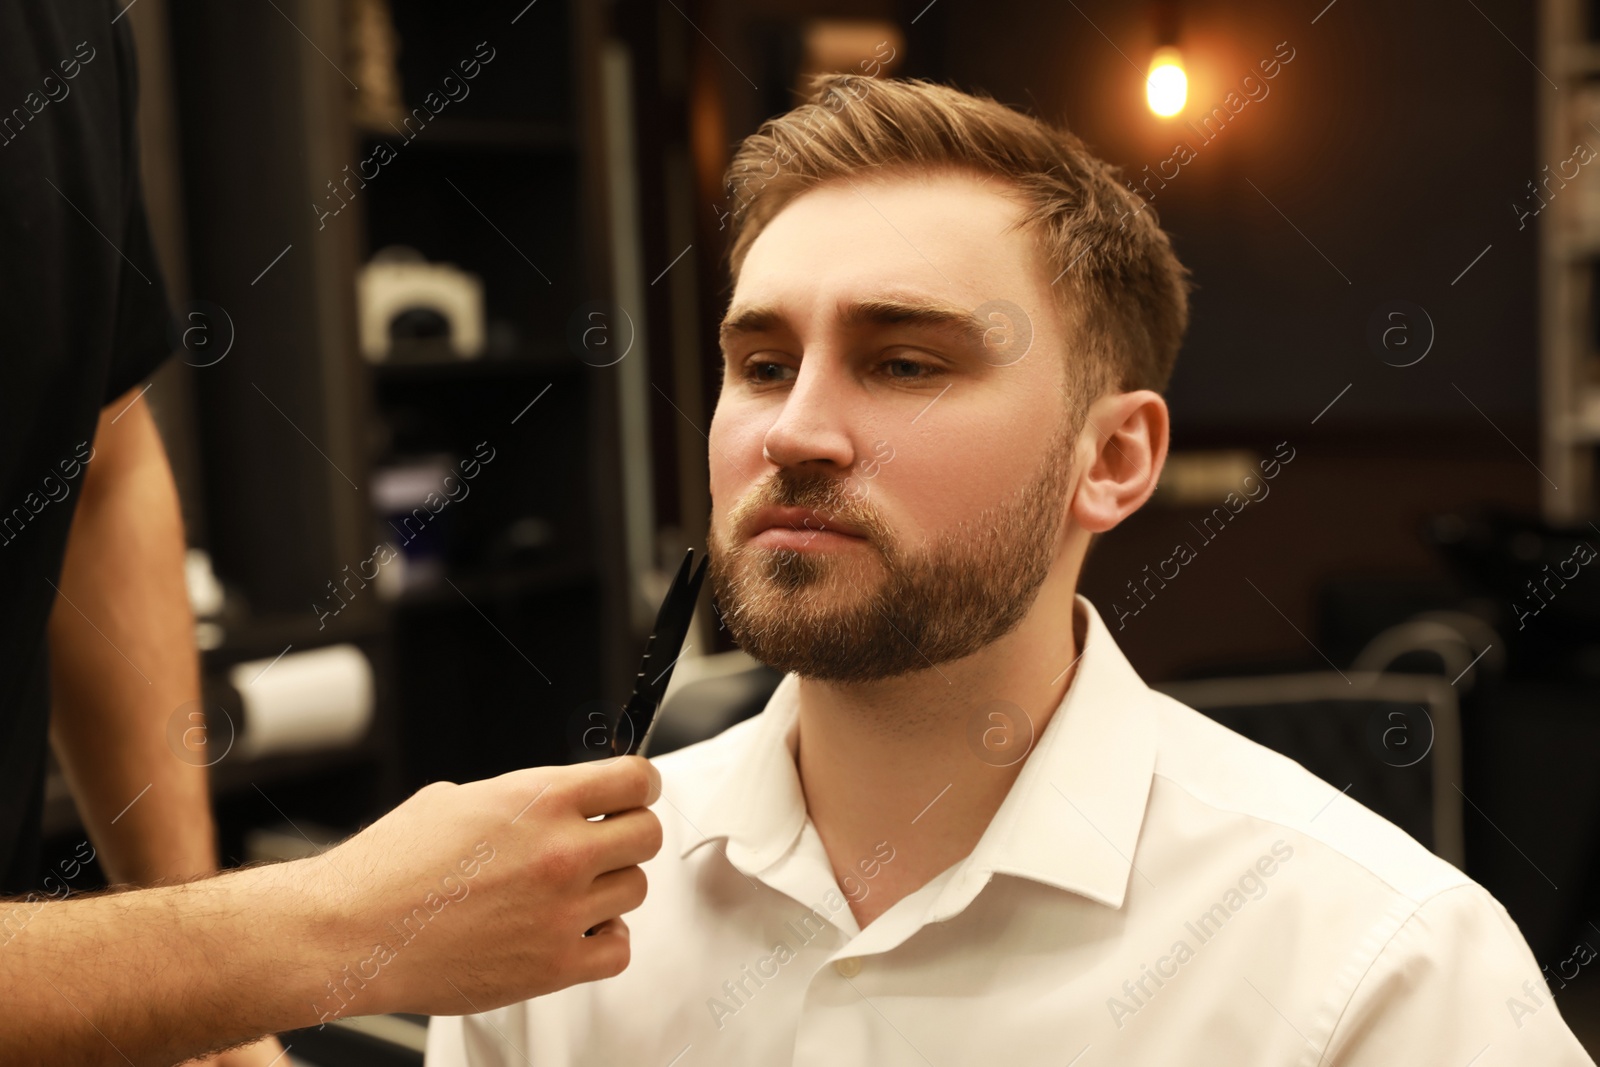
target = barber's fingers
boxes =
[574,918,632,981]
[583,806,664,874]
[576,867,647,959]
[582,865,649,929]
[566,755,662,818]
[498,756,660,820]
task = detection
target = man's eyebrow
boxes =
[718,295,991,351]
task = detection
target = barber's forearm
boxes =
[47,393,217,884]
[0,859,344,1065]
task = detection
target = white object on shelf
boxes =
[356,245,485,362]
[184,547,226,618]
[227,643,375,759]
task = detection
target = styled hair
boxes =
[719,73,1192,403]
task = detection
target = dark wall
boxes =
[938,0,1539,437]
[912,0,1545,678]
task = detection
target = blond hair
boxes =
[720,74,1192,404]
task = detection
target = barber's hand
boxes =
[302,756,663,1019]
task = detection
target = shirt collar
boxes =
[675,594,1158,911]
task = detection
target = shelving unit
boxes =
[345,0,635,789]
[35,0,643,880]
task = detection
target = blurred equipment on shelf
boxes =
[183,547,227,618]
[369,455,462,592]
[357,246,486,364]
[225,643,376,759]
[184,547,228,650]
[345,0,406,129]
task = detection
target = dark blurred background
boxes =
[44,0,1600,1060]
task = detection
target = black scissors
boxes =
[609,547,709,758]
[580,549,707,939]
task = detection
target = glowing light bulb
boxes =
[1146,46,1187,118]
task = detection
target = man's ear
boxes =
[1070,390,1169,534]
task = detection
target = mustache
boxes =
[730,469,888,543]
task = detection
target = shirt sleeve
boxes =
[101,7,175,406]
[1325,882,1596,1066]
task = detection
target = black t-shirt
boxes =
[0,2,175,892]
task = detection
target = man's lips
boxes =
[745,506,869,542]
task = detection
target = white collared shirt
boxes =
[425,595,1593,1066]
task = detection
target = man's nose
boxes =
[760,359,858,471]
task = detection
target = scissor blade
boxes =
[613,549,706,756]
[645,554,708,705]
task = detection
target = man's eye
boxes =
[881,357,939,380]
[743,360,794,383]
[739,355,942,384]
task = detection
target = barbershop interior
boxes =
[21,0,1600,1061]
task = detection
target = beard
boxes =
[707,420,1078,684]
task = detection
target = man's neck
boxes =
[794,569,1086,930]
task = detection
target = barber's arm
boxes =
[0,753,662,1064]
[46,387,214,886]
[45,386,285,1065]
[0,385,664,1062]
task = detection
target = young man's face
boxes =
[707,169,1085,683]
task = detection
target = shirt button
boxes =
[834,957,862,978]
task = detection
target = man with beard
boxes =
[427,74,1590,1065]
